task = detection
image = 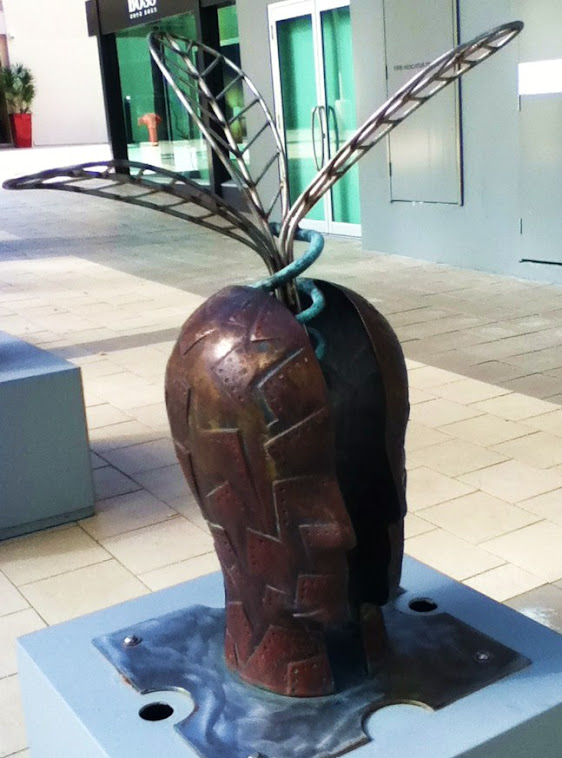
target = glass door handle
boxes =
[311,105,326,170]
[326,105,340,153]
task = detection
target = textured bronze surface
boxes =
[166,282,409,697]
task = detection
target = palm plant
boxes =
[1,64,35,114]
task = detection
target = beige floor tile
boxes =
[0,573,28,617]
[100,517,213,575]
[19,560,149,625]
[408,439,507,477]
[439,415,534,447]
[86,403,133,430]
[140,552,220,591]
[404,513,436,539]
[93,466,141,500]
[407,366,462,389]
[133,463,190,504]
[521,409,562,436]
[90,419,157,452]
[0,609,45,677]
[463,564,545,602]
[101,438,178,476]
[517,489,562,524]
[492,431,562,469]
[432,378,510,404]
[405,529,504,580]
[459,460,562,503]
[80,490,177,540]
[420,491,540,544]
[127,402,170,432]
[408,388,437,405]
[405,359,424,370]
[406,467,476,511]
[0,675,27,756]
[471,393,557,421]
[405,422,452,453]
[0,526,110,586]
[482,521,562,581]
[409,399,482,429]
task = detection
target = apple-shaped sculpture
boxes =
[3,21,522,698]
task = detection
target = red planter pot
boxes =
[10,113,32,148]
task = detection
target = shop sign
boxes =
[94,0,196,35]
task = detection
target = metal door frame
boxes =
[268,0,361,237]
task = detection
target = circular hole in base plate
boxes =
[408,597,438,613]
[139,702,174,721]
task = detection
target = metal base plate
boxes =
[93,596,529,758]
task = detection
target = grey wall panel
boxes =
[384,0,461,204]
[350,0,552,282]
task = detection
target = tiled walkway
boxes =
[1,145,562,756]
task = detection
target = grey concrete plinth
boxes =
[0,331,94,540]
[17,558,562,758]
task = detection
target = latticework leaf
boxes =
[149,32,289,273]
[2,160,278,271]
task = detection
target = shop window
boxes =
[115,12,210,183]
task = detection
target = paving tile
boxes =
[0,526,110,586]
[501,373,562,399]
[90,451,107,470]
[85,403,133,430]
[406,467,476,511]
[405,529,504,581]
[521,409,562,436]
[139,552,220,591]
[0,675,27,757]
[80,489,177,540]
[408,439,508,477]
[0,609,46,677]
[100,517,214,575]
[101,438,178,476]
[408,388,437,405]
[492,431,562,469]
[483,521,562,582]
[439,415,533,447]
[93,466,141,500]
[132,463,190,504]
[471,393,557,421]
[404,513,436,539]
[431,378,510,404]
[517,489,562,525]
[409,398,483,428]
[89,419,157,452]
[420,491,540,544]
[0,573,28,617]
[406,366,462,389]
[19,560,149,625]
[463,564,545,602]
[505,583,562,633]
[459,460,562,503]
[126,402,170,432]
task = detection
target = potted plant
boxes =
[0,63,35,148]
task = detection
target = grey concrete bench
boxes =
[0,332,94,540]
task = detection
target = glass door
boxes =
[269,0,361,236]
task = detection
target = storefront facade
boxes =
[86,0,240,197]
[83,0,562,283]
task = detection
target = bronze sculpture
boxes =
[4,20,523,705]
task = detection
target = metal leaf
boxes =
[2,160,278,272]
[279,20,523,262]
[148,32,289,273]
